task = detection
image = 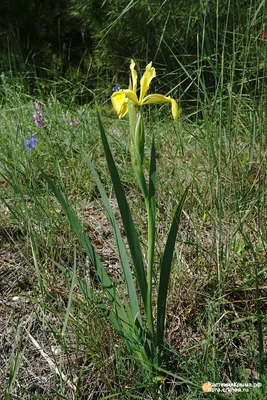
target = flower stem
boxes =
[128,102,154,339]
[146,197,155,335]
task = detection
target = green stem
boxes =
[146,197,155,337]
[128,102,154,338]
[146,136,156,345]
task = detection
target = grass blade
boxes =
[56,262,126,336]
[61,247,77,336]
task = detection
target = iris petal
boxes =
[130,60,138,93]
[171,98,179,120]
[142,94,179,120]
[111,91,128,118]
[122,89,139,105]
[119,101,129,119]
[110,60,178,120]
[142,94,172,104]
[139,62,156,103]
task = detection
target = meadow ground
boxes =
[0,86,266,399]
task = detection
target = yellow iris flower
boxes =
[111,60,178,120]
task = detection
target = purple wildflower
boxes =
[112,86,121,92]
[35,101,42,115]
[22,136,38,150]
[33,113,43,128]
[69,118,79,127]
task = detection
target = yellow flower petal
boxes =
[142,93,172,104]
[123,89,139,106]
[119,101,129,119]
[171,98,179,120]
[130,59,138,93]
[111,60,178,120]
[111,91,128,118]
[142,94,179,120]
[139,62,156,103]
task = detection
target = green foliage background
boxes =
[0,0,267,106]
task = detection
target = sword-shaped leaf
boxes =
[40,169,130,333]
[89,160,143,329]
[156,186,189,347]
[96,111,151,326]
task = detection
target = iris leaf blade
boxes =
[156,186,189,347]
[89,159,143,329]
[96,111,149,317]
[40,169,130,331]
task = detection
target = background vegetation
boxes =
[1,0,267,107]
[0,0,267,399]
